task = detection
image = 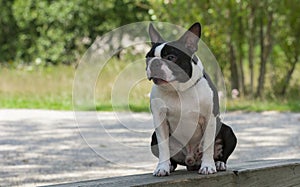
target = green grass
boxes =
[95,104,150,112]
[0,65,74,110]
[93,98,300,113]
[1,59,300,112]
[226,98,300,112]
[0,94,72,110]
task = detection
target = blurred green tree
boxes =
[0,0,19,64]
[275,0,300,96]
[0,0,299,98]
[10,0,149,64]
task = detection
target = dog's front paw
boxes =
[215,161,226,171]
[153,160,171,176]
[198,161,217,175]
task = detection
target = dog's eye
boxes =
[166,54,177,61]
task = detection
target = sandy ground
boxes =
[0,109,300,186]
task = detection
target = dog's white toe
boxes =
[215,161,227,171]
[199,162,217,175]
[153,161,171,176]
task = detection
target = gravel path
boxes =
[1,109,300,186]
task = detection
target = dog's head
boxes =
[146,23,202,88]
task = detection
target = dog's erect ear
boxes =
[149,23,165,45]
[179,22,201,53]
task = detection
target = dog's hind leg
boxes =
[214,123,237,171]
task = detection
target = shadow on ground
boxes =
[0,110,299,186]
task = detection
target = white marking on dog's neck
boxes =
[154,43,166,57]
[174,57,204,92]
[178,63,203,91]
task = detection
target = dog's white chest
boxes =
[150,79,213,145]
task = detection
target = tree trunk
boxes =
[229,40,239,91]
[256,15,265,97]
[248,2,256,97]
[256,10,273,98]
[227,2,239,92]
[237,3,246,96]
[280,58,298,95]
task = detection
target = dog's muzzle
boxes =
[146,58,170,84]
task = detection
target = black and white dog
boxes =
[146,22,237,176]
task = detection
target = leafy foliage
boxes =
[0,0,299,99]
[7,0,150,65]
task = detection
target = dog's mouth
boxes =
[149,77,168,85]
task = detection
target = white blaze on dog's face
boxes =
[146,23,202,86]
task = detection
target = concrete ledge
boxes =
[45,159,300,187]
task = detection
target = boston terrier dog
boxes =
[146,22,237,176]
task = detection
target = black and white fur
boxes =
[146,22,237,176]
